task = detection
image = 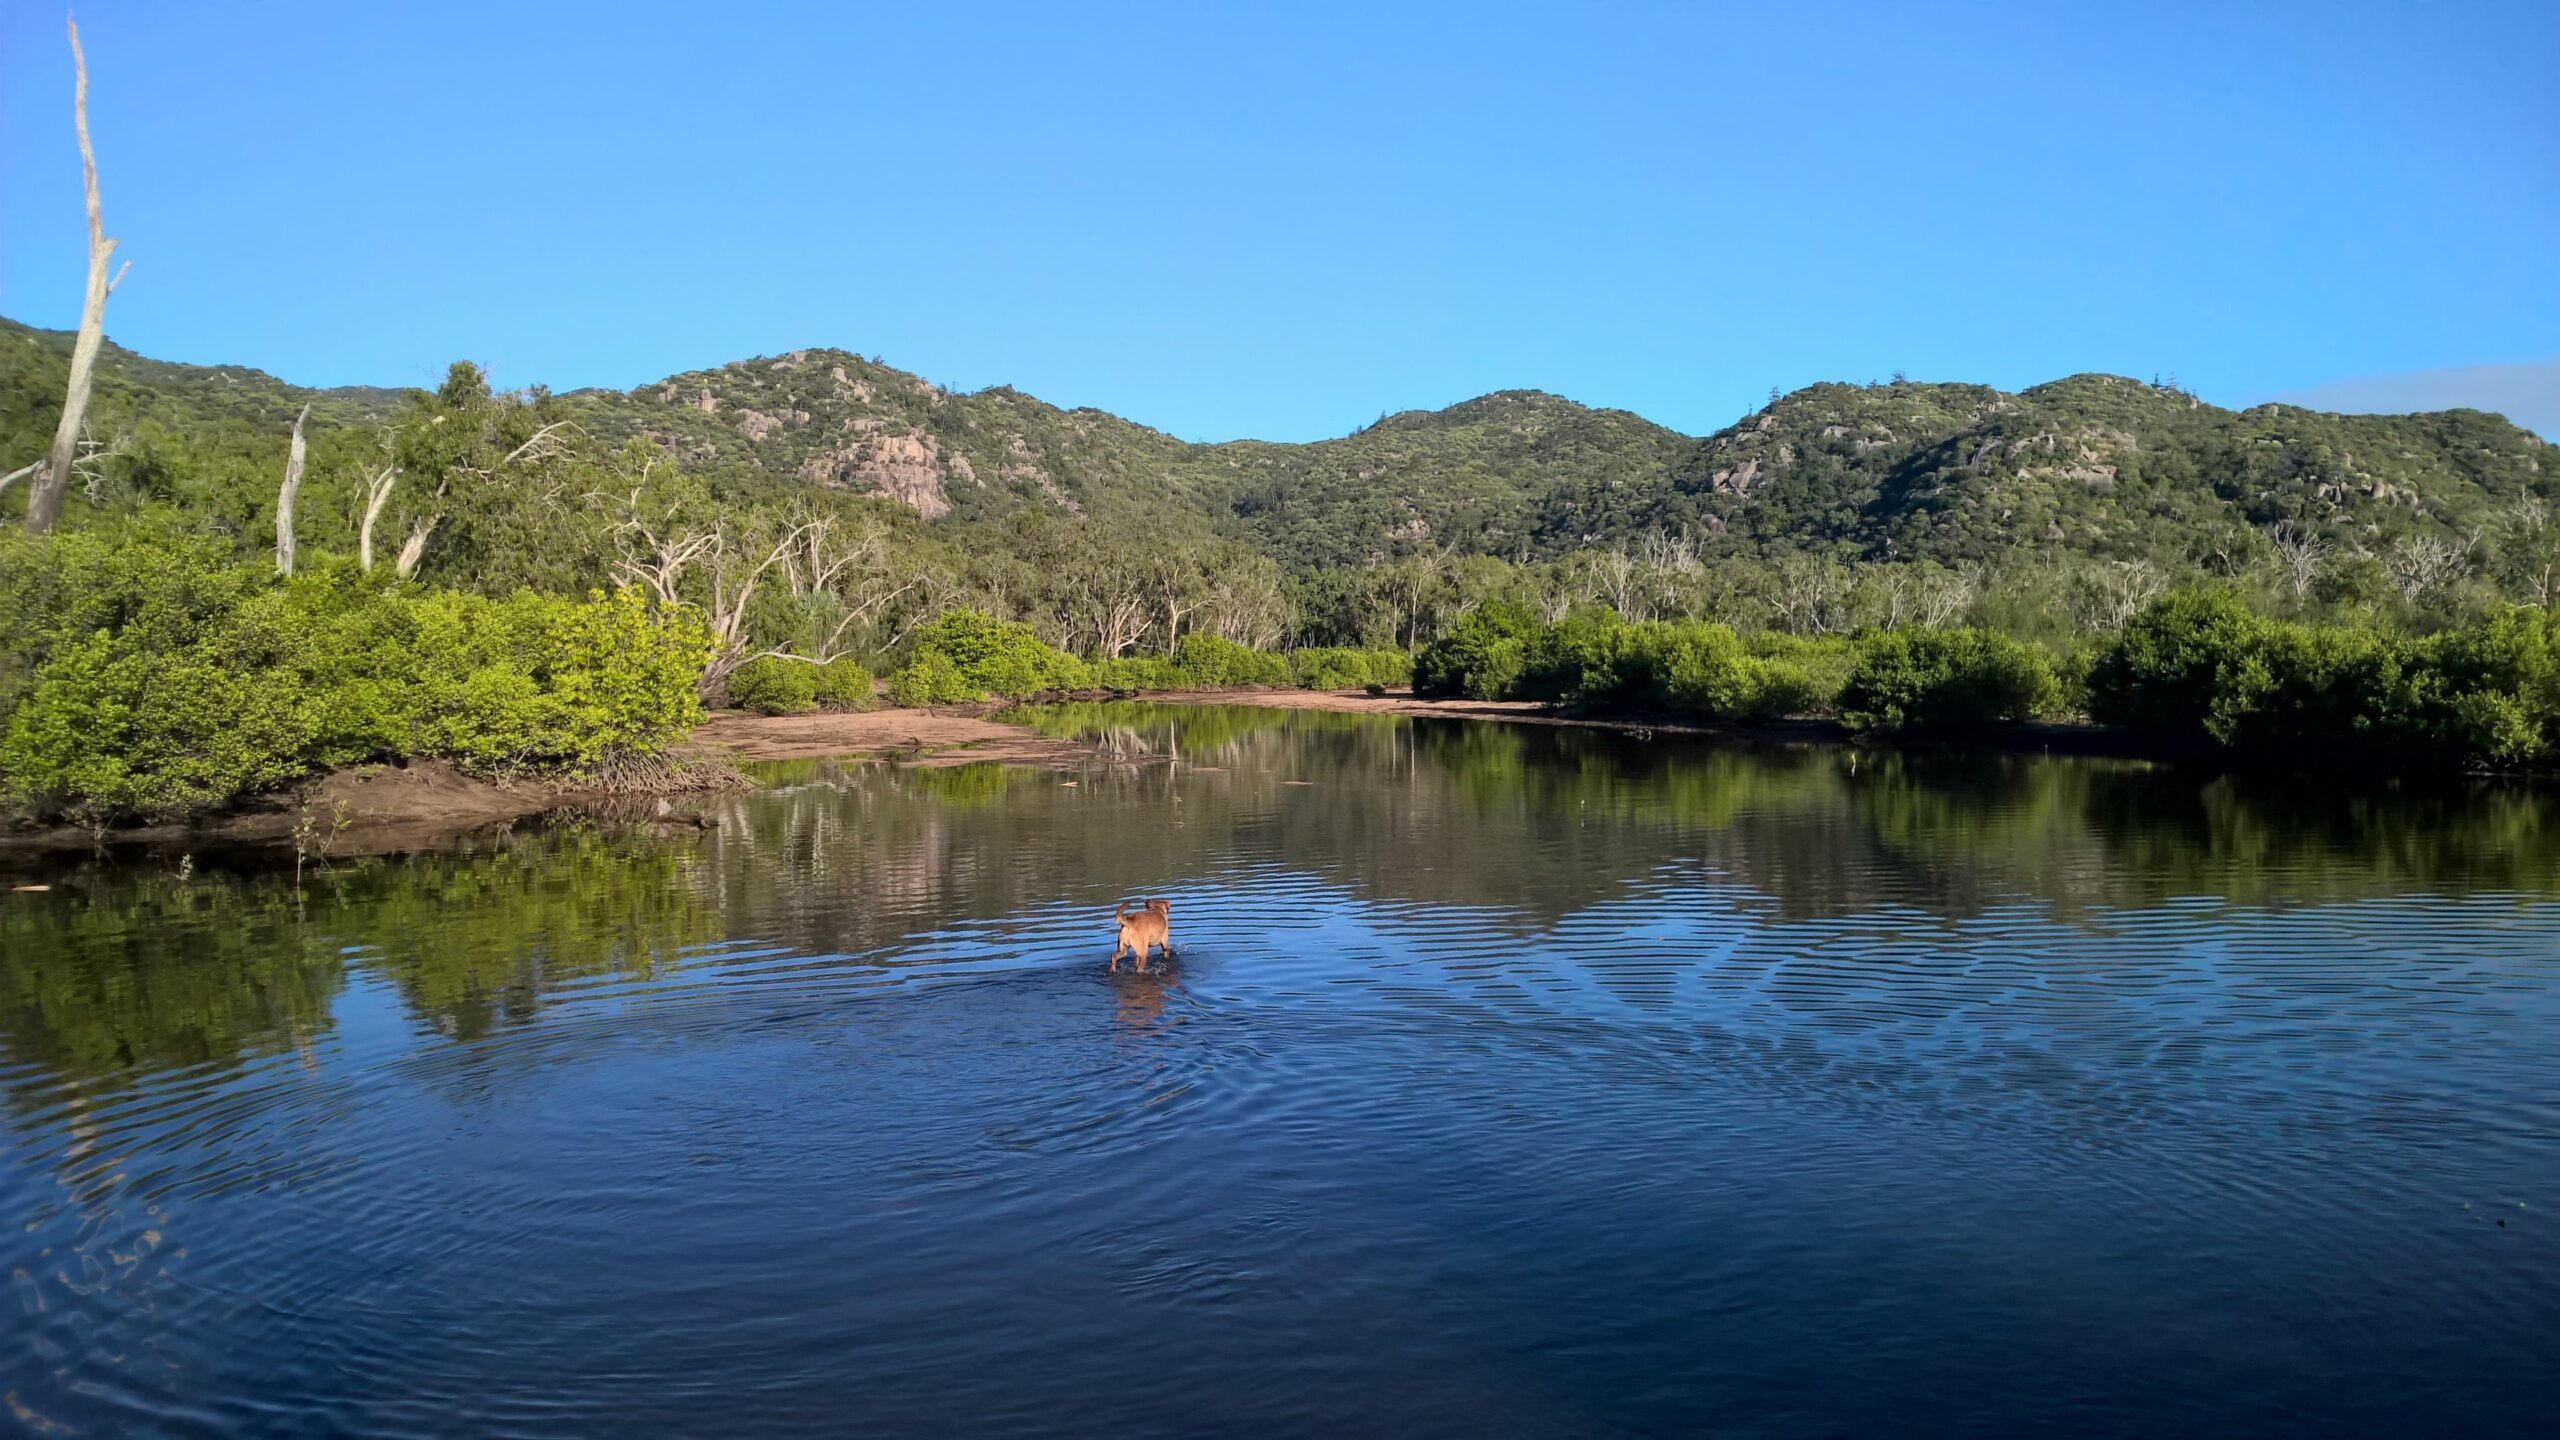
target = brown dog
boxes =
[1110,898,1173,971]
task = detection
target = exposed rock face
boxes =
[993,432,1079,513]
[798,428,953,518]
[1709,456,1761,494]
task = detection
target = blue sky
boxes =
[3,0,2554,441]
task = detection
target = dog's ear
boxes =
[1149,898,1171,913]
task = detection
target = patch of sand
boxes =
[686,707,1092,768]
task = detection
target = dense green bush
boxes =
[1415,607,1839,721]
[1174,633,1291,688]
[727,657,819,716]
[908,610,1088,699]
[2085,589,2272,743]
[1745,631,1859,705]
[1091,656,1188,694]
[395,586,711,772]
[885,651,982,707]
[1288,647,1412,691]
[1516,610,1638,705]
[2086,592,2560,767]
[1837,629,2062,733]
[0,531,711,824]
[811,658,877,710]
[1649,623,1829,721]
[1414,605,1534,700]
[714,653,874,716]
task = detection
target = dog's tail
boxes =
[1114,902,1135,922]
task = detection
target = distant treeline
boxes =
[1413,594,2560,770]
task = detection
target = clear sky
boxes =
[2,0,2553,442]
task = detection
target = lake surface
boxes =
[3,702,2555,1437]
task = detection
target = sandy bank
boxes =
[686,707,1090,767]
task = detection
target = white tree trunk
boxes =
[27,17,125,536]
[395,516,439,579]
[275,403,311,576]
[358,465,396,572]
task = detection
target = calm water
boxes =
[3,704,2556,1437]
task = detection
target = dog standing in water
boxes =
[1110,899,1174,972]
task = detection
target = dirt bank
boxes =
[686,707,1091,768]
[0,707,1105,864]
[0,757,749,863]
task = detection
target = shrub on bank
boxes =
[727,657,819,716]
[1745,631,1859,708]
[2084,589,2271,744]
[397,586,711,773]
[1174,633,1291,688]
[1092,655,1187,694]
[1650,624,1832,721]
[907,610,1089,699]
[1414,605,1534,701]
[811,658,878,711]
[2086,591,2560,767]
[1837,628,2062,734]
[0,531,712,824]
[877,610,1401,705]
[885,651,983,707]
[1419,608,1840,721]
[1288,647,1412,691]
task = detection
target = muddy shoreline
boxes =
[0,705,1104,862]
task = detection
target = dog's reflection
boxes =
[1108,964,1175,1032]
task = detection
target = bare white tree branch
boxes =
[395,515,439,580]
[358,463,397,572]
[27,15,121,536]
[275,403,311,576]
[2266,522,2330,600]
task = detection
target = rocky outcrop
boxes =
[798,427,954,517]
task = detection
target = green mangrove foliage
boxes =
[0,525,711,823]
[2086,590,2560,767]
[881,608,1410,706]
[725,654,876,716]
[1286,647,1414,691]
[1836,630,2063,734]
[810,658,877,711]
[1416,606,1847,722]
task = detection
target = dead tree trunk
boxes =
[26,16,127,536]
[357,465,396,572]
[275,403,311,576]
[395,517,438,579]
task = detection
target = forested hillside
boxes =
[9,316,2547,581]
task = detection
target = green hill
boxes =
[6,316,2546,576]
[1589,373,2550,567]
